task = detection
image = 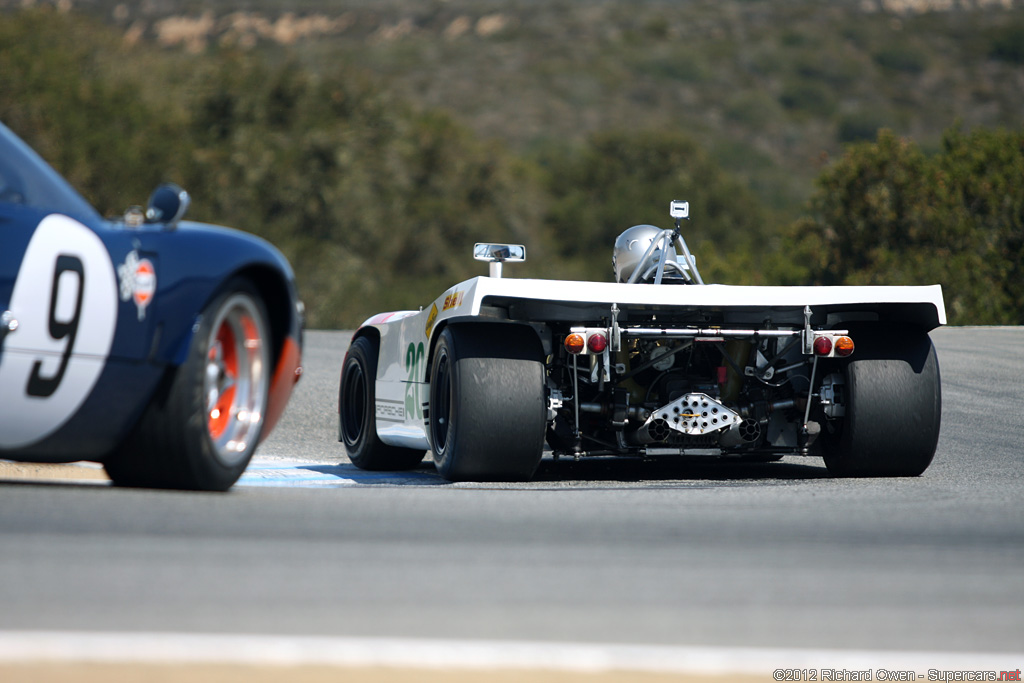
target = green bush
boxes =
[872,44,929,74]
[778,81,836,117]
[724,91,783,128]
[791,127,1024,324]
[0,10,184,215]
[0,10,549,328]
[989,23,1024,64]
[837,111,892,144]
[541,130,768,285]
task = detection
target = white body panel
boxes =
[362,276,947,448]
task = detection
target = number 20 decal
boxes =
[0,215,118,449]
[405,341,424,421]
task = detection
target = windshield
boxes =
[0,121,101,222]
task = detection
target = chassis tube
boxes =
[623,328,804,339]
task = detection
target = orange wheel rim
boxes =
[202,296,268,465]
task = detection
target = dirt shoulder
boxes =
[0,460,109,483]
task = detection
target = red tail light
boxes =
[587,332,608,353]
[813,336,833,356]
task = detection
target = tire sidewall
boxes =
[338,334,427,471]
[429,329,458,478]
[339,336,375,467]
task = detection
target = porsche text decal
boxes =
[375,399,405,422]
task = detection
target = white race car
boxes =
[339,201,944,481]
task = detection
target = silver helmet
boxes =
[613,224,678,283]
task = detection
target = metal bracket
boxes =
[589,349,611,385]
[819,373,846,419]
[610,303,621,352]
[801,305,814,355]
[744,348,775,380]
[547,390,565,422]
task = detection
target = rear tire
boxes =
[429,324,546,482]
[823,327,941,477]
[339,335,426,471]
[105,278,271,491]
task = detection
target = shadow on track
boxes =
[318,454,833,488]
[292,455,833,488]
[531,454,831,484]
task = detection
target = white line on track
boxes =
[0,631,1019,676]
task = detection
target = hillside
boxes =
[2,1,1022,326]
[9,0,1024,220]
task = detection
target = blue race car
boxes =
[0,120,303,491]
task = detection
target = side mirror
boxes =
[473,243,525,278]
[145,183,190,227]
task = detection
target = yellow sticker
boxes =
[424,303,438,338]
[443,290,464,311]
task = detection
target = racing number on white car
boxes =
[0,214,118,449]
[405,341,424,420]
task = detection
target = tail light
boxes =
[565,328,611,355]
[811,334,855,358]
[813,336,833,356]
[587,332,608,353]
[564,333,585,355]
[835,336,855,357]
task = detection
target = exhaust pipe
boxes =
[719,417,763,447]
[627,418,671,445]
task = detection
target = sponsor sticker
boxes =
[375,399,405,422]
[443,290,464,311]
[424,303,438,338]
[117,250,156,321]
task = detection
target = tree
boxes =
[0,10,182,215]
[791,127,1024,324]
[541,130,768,284]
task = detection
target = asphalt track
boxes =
[1,326,1022,681]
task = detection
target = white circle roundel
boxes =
[0,214,118,449]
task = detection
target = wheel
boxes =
[339,335,425,470]
[823,326,941,477]
[429,324,546,482]
[105,278,272,490]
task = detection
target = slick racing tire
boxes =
[429,324,546,482]
[823,326,941,478]
[104,278,271,491]
[339,335,426,471]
